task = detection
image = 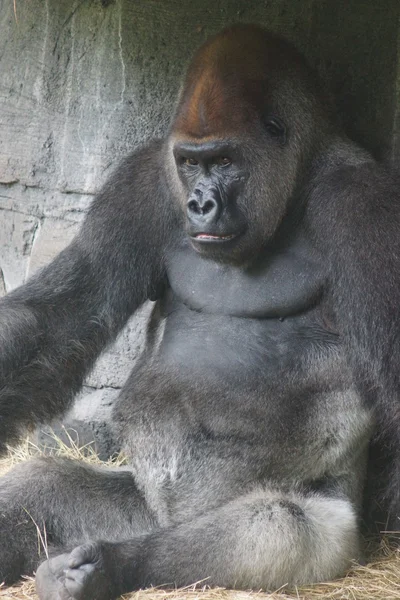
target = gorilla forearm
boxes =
[0,243,121,450]
[0,143,172,451]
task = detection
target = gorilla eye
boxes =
[264,117,286,140]
[216,157,232,167]
[183,157,199,166]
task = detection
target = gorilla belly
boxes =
[113,298,372,525]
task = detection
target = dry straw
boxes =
[1,434,399,600]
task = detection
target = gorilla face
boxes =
[172,138,249,258]
[167,24,334,265]
[171,125,288,263]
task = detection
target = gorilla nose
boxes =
[187,194,221,224]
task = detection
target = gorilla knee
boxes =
[232,493,359,588]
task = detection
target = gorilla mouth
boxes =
[194,232,239,242]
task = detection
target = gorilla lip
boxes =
[194,232,238,242]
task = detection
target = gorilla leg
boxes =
[0,457,157,585]
[36,486,359,599]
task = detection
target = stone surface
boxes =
[0,209,40,292]
[1,0,400,456]
[35,386,121,461]
[28,218,81,275]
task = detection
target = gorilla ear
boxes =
[263,117,287,144]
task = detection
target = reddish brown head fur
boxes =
[171,24,324,140]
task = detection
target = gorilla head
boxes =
[167,24,336,263]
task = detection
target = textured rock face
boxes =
[1,0,400,457]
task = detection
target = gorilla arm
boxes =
[307,158,400,526]
[0,141,173,452]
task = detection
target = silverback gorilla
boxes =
[0,23,400,598]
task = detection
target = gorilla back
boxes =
[0,22,398,600]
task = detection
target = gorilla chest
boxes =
[165,235,323,319]
[159,232,333,378]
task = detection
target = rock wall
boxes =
[1,0,400,456]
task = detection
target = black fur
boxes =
[0,23,398,598]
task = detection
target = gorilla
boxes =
[0,22,400,599]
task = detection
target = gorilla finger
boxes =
[68,543,98,568]
[63,576,86,600]
[64,564,95,583]
[64,565,107,600]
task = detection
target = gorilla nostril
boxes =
[188,200,201,215]
[202,200,216,215]
[187,198,218,217]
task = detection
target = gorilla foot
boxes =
[36,543,117,600]
[36,553,71,600]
